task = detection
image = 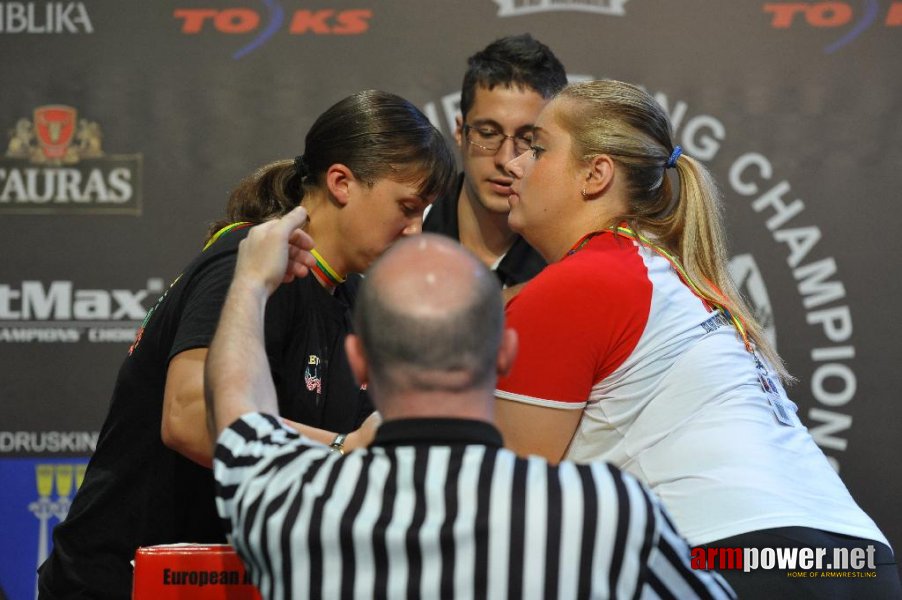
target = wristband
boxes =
[328,433,347,455]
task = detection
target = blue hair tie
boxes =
[666,145,682,169]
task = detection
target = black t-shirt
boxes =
[37,226,372,599]
[422,173,546,287]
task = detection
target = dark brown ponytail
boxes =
[206,89,455,244]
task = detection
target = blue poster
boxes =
[0,458,90,600]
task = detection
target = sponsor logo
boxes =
[0,1,93,34]
[305,354,322,394]
[422,92,462,140]
[0,278,164,343]
[729,254,777,348]
[692,544,878,576]
[494,0,630,17]
[2,105,143,214]
[129,275,178,355]
[0,458,89,600]
[427,81,858,471]
[135,550,257,595]
[763,1,902,53]
[30,463,85,571]
[173,3,373,59]
[0,431,98,454]
[162,568,252,587]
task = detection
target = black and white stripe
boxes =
[215,413,735,600]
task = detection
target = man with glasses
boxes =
[423,34,567,295]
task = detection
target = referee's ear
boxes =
[496,328,518,378]
[345,334,369,388]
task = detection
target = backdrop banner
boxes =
[1,1,899,596]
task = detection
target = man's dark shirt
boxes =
[423,174,546,287]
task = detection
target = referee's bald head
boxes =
[352,234,505,401]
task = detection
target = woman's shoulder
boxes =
[531,233,648,290]
[507,232,652,325]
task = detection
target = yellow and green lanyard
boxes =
[206,221,345,288]
[130,221,251,355]
[203,221,252,252]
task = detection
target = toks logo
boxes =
[2,105,143,214]
[174,2,373,59]
[764,1,902,53]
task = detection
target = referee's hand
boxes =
[235,207,318,296]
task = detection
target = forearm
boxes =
[163,347,215,467]
[501,282,527,304]
[493,397,581,463]
[281,410,382,452]
[163,393,214,467]
[205,278,280,441]
[280,418,335,446]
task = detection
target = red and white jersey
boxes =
[497,230,888,547]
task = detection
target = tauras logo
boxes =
[0,278,164,343]
[2,105,143,214]
[494,0,630,17]
[0,2,93,34]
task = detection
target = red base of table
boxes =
[132,544,262,599]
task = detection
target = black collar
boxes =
[422,173,464,241]
[422,174,546,287]
[373,418,503,448]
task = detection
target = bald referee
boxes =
[205,207,735,599]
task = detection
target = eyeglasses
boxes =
[463,124,533,155]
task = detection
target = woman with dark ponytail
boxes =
[492,80,898,598]
[38,90,456,599]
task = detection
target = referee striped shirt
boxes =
[214,413,734,600]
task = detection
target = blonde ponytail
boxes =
[559,80,791,381]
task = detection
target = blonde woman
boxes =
[494,79,898,598]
